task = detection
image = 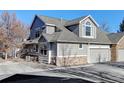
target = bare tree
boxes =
[0,11,29,60]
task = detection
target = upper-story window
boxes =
[42,26,46,30]
[85,22,91,36]
[35,31,40,38]
[79,44,83,49]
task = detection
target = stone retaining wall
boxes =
[55,56,87,66]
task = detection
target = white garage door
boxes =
[89,48,110,63]
[118,49,124,61]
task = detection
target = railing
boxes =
[19,49,39,56]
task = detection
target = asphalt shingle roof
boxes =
[107,32,124,44]
[24,37,39,44]
[65,16,87,26]
[34,15,112,44]
[37,15,68,26]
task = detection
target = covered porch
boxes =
[22,39,52,64]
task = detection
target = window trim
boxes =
[82,21,95,38]
[35,31,40,38]
[40,45,48,56]
[40,49,47,56]
[86,26,91,36]
[85,21,92,36]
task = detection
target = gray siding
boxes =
[79,17,97,38]
[46,26,55,34]
[57,43,88,57]
[30,17,45,39]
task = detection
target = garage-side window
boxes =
[79,44,83,49]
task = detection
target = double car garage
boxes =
[88,45,111,63]
[88,45,124,63]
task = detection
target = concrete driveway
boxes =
[48,62,124,82]
[1,62,124,82]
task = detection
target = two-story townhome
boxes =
[23,15,112,66]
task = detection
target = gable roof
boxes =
[37,15,81,43]
[107,32,124,44]
[31,15,111,44]
[65,15,99,27]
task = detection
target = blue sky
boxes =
[0,10,124,32]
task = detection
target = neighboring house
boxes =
[23,15,112,66]
[108,32,124,62]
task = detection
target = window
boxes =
[40,49,47,56]
[40,45,47,56]
[85,22,92,36]
[41,50,43,55]
[44,50,47,55]
[86,21,91,25]
[86,26,91,36]
[79,44,83,49]
[42,26,46,30]
[35,31,40,38]
[34,45,38,52]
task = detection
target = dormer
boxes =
[29,15,56,39]
[79,15,99,39]
[45,24,55,34]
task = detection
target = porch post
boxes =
[48,43,51,64]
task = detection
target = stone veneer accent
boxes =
[110,36,124,62]
[111,44,117,62]
[55,56,87,66]
[117,36,124,49]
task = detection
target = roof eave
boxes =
[79,15,99,27]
